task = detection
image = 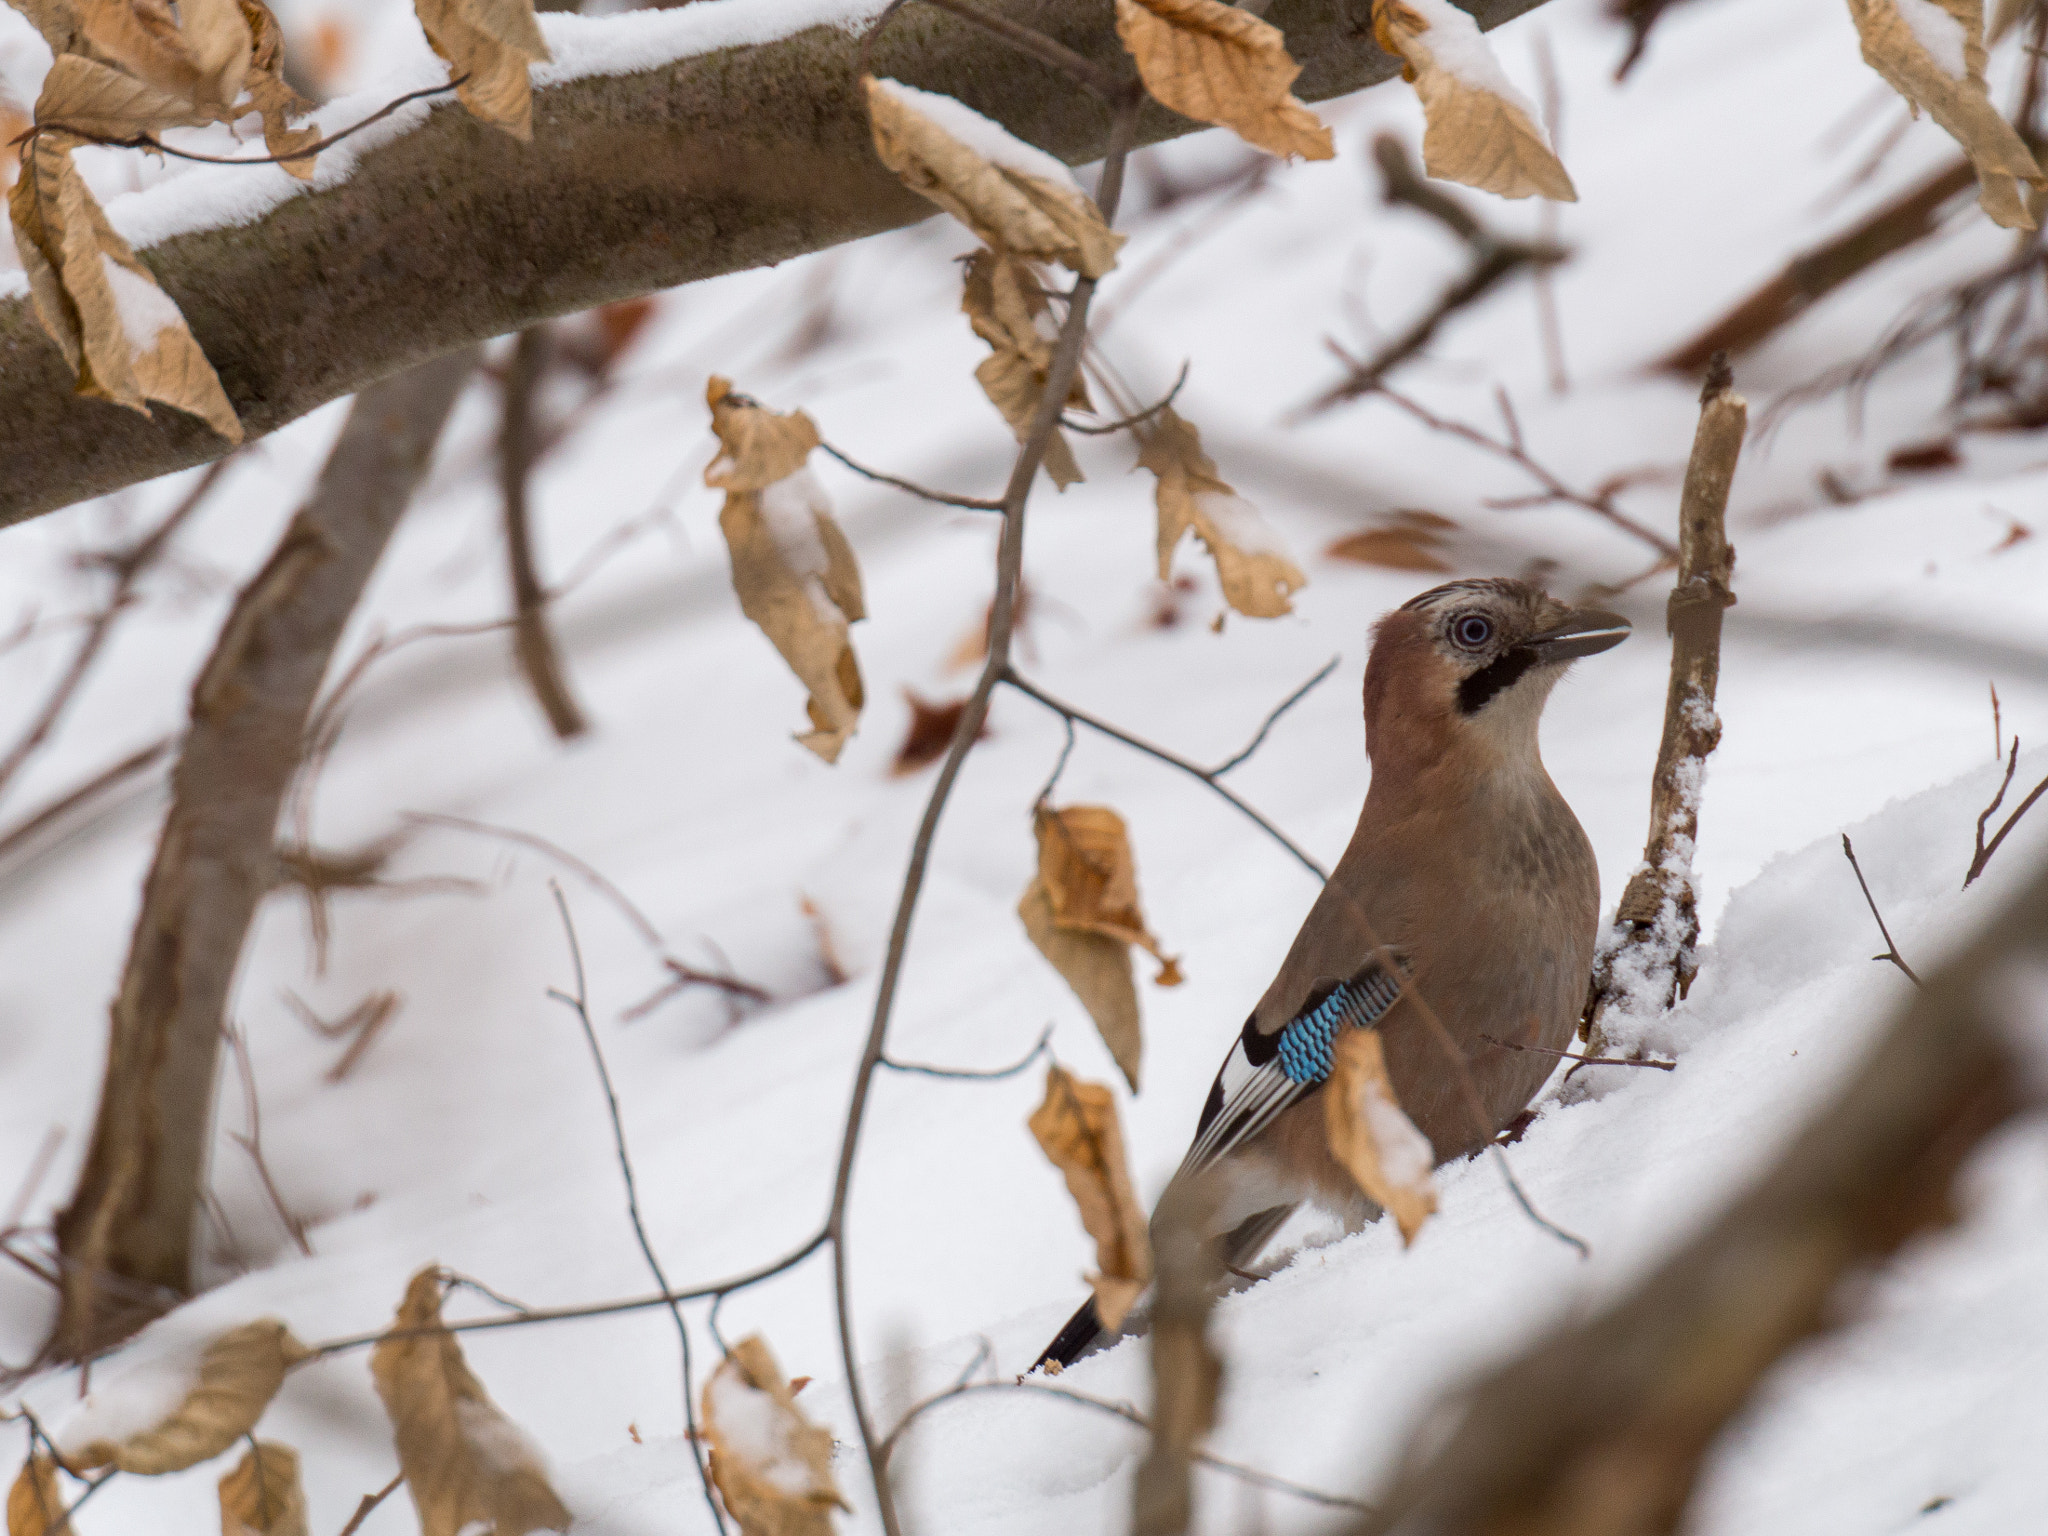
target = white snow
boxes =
[870,78,1083,190]
[1361,1081,1433,1191]
[99,255,183,353]
[1189,489,1294,561]
[706,1362,826,1498]
[1896,0,1971,80]
[759,469,854,629]
[1400,0,1552,138]
[2,2,2047,1534]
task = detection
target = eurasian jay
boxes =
[1035,578,1630,1370]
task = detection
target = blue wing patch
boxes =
[1174,962,1405,1184]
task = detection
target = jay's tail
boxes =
[1028,1203,1298,1374]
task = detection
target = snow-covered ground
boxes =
[3,0,2047,1531]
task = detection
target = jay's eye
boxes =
[1451,613,1493,650]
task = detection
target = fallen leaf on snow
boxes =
[706,377,866,763]
[1324,1027,1438,1244]
[1371,0,1575,201]
[1114,0,1332,160]
[1141,409,1304,618]
[1028,1065,1152,1330]
[700,1335,846,1536]
[371,1267,573,1536]
[890,689,981,776]
[1325,510,1457,572]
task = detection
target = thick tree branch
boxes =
[0,0,1555,529]
[49,350,479,1359]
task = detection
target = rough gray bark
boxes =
[0,0,1555,529]
[1354,853,2046,1536]
[51,350,479,1359]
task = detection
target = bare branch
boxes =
[0,738,173,871]
[335,1473,405,1536]
[816,441,1005,511]
[499,326,589,740]
[1966,738,2048,888]
[879,1025,1054,1079]
[1840,835,1922,984]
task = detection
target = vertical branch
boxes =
[824,89,1144,1536]
[1582,355,1741,1048]
[499,326,589,741]
[1132,1185,1222,1536]
[50,351,480,1359]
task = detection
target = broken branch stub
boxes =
[1582,358,1741,1050]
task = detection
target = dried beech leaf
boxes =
[1325,512,1456,572]
[1114,0,1332,160]
[33,53,201,138]
[9,135,243,439]
[71,1319,307,1474]
[7,0,81,55]
[1021,879,1141,1091]
[413,0,551,139]
[706,378,866,763]
[1371,0,1575,201]
[218,1441,309,1536]
[865,76,1124,277]
[1028,1065,1152,1330]
[370,1268,573,1536]
[239,0,319,178]
[1324,1028,1438,1244]
[1141,409,1304,618]
[70,0,251,119]
[6,1454,63,1536]
[1846,0,2044,228]
[961,249,1085,487]
[1033,804,1172,962]
[890,689,977,776]
[700,1335,846,1536]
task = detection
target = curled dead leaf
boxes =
[961,249,1086,487]
[239,0,319,178]
[218,1441,309,1536]
[1325,510,1457,572]
[8,135,243,440]
[370,1268,573,1536]
[890,689,980,776]
[1324,1027,1438,1244]
[706,378,866,763]
[70,0,252,121]
[700,1335,846,1536]
[1028,1065,1152,1330]
[6,1454,63,1536]
[1020,880,1140,1091]
[864,76,1124,278]
[1141,409,1304,618]
[1114,0,1332,160]
[414,0,552,139]
[70,1319,308,1474]
[1372,0,1575,201]
[32,52,201,139]
[1846,0,2043,229]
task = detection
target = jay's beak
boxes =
[1527,606,1631,662]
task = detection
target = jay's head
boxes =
[1364,578,1630,770]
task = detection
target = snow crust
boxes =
[1191,489,1292,559]
[1896,0,1970,79]
[100,255,183,352]
[1401,0,1550,132]
[3,2,2048,1534]
[870,78,1082,190]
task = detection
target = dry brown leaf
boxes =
[700,1335,846,1536]
[1028,1065,1152,1329]
[1141,409,1304,618]
[218,1441,309,1536]
[70,1319,306,1474]
[1114,0,1332,160]
[1325,511,1457,571]
[67,0,252,119]
[239,0,319,178]
[32,52,200,139]
[7,0,82,55]
[706,377,866,763]
[1847,0,2044,228]
[1324,1027,1438,1244]
[370,1268,573,1536]
[8,136,243,440]
[890,689,979,776]
[1372,0,1575,201]
[961,249,1086,487]
[413,0,551,139]
[6,1454,63,1536]
[864,76,1124,278]
[1020,879,1141,1091]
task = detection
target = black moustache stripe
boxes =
[1458,645,1539,714]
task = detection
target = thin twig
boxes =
[499,325,589,740]
[1062,363,1190,435]
[223,1024,313,1256]
[24,78,463,166]
[815,441,1005,511]
[335,1472,405,1536]
[1209,657,1338,776]
[546,885,726,1536]
[1479,1035,1675,1071]
[879,1379,1372,1511]
[1488,1147,1589,1259]
[1000,668,1328,882]
[880,1026,1054,1079]
[0,737,172,868]
[1841,834,1922,984]
[1965,740,2048,889]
